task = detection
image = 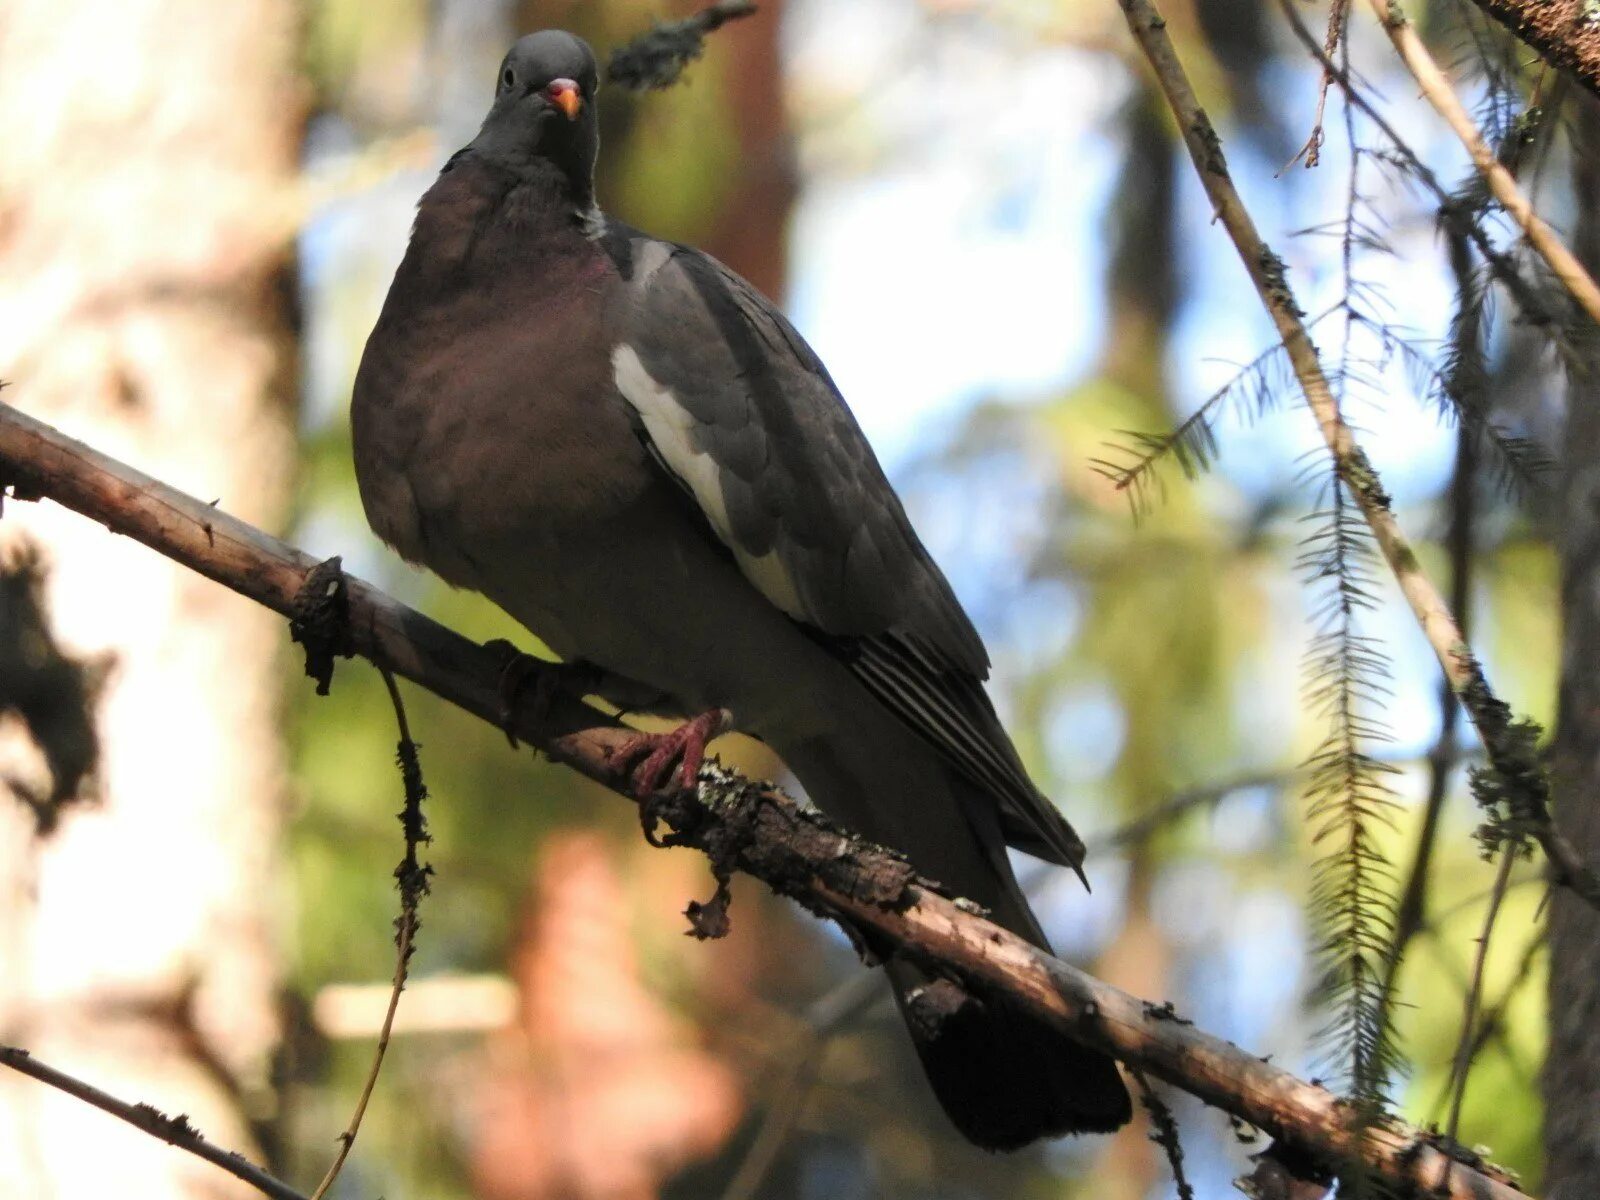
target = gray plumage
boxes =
[352,29,1130,1148]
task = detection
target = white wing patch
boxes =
[740,547,808,621]
[612,343,808,620]
[631,239,675,288]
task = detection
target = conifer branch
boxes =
[1364,0,1600,330]
[1277,0,1588,382]
[1117,0,1600,912]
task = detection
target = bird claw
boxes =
[608,708,730,801]
[485,641,595,748]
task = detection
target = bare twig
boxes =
[0,403,1533,1199]
[1444,847,1519,1142]
[1275,0,1579,375]
[1465,926,1545,1067]
[1287,0,1351,169]
[0,1044,309,1200]
[1091,769,1290,853]
[1363,0,1600,330]
[1378,233,1481,1025]
[718,1049,822,1200]
[1431,871,1543,933]
[718,978,879,1200]
[309,668,431,1200]
[1118,0,1600,911]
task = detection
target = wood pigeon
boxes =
[352,29,1131,1149]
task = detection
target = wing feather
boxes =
[605,223,1085,869]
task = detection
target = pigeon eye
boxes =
[501,67,515,89]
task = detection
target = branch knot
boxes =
[289,557,353,696]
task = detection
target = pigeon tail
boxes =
[771,709,1132,1149]
[886,957,1132,1148]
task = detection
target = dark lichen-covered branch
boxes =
[1458,0,1600,102]
[0,399,1537,1200]
[605,0,758,91]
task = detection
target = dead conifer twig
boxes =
[1363,0,1600,329]
[0,1044,310,1200]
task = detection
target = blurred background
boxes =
[0,0,1588,1197]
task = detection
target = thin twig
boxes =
[1287,0,1351,170]
[1431,871,1541,930]
[1378,232,1481,1025]
[718,968,886,1200]
[1275,0,1574,358]
[718,1047,822,1200]
[1364,0,1600,329]
[0,1044,310,1200]
[309,667,431,1200]
[1443,847,1519,1142]
[1092,769,1291,853]
[1464,926,1545,1066]
[1119,0,1600,911]
[0,402,1534,1200]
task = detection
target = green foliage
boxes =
[1090,320,1305,517]
[1298,472,1404,1112]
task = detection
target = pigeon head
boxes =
[471,31,600,205]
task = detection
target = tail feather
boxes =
[887,959,1132,1148]
[774,719,1133,1149]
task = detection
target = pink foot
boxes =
[608,709,730,796]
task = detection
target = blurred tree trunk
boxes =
[472,833,742,1200]
[690,1,794,302]
[1545,93,1600,1200]
[0,2,302,1196]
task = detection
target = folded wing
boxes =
[602,223,1086,872]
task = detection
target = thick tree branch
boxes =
[1459,0,1600,102]
[1118,0,1600,912]
[0,401,1535,1198]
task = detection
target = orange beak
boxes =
[547,78,581,121]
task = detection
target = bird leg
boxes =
[608,708,731,802]
[484,640,598,748]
